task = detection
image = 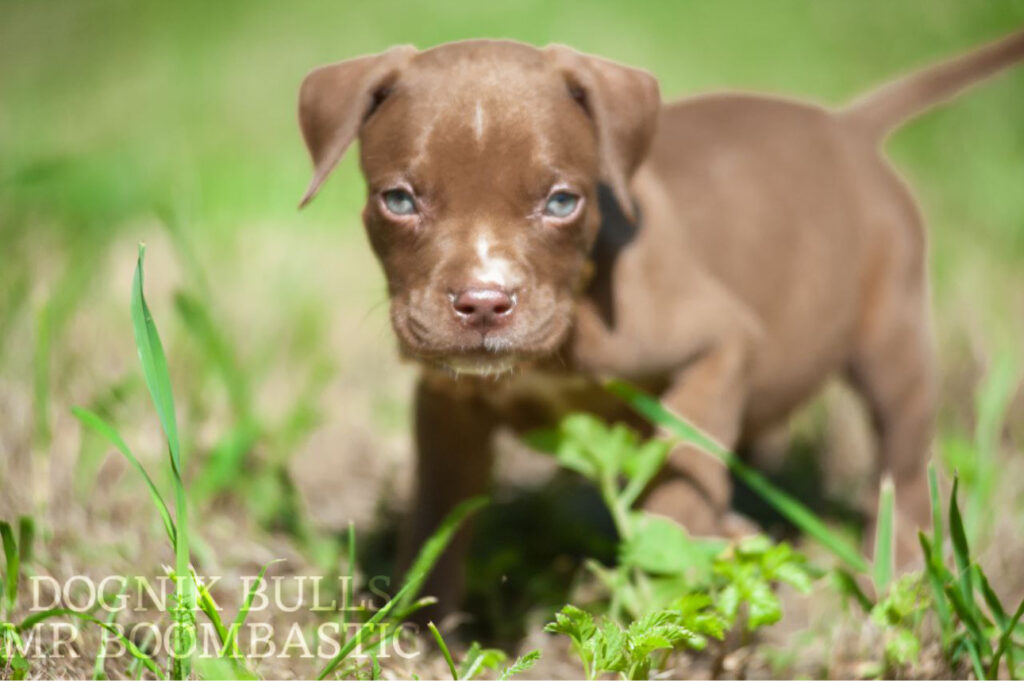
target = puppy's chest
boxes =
[568,256,693,379]
[481,367,628,423]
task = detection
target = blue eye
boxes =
[543,191,580,218]
[382,189,417,216]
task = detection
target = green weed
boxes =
[427,620,540,681]
[531,414,816,679]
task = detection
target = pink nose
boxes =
[451,287,516,329]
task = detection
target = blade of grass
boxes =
[223,559,284,657]
[173,291,251,420]
[92,579,128,680]
[16,518,34,567]
[459,643,490,681]
[606,379,869,572]
[972,351,1018,540]
[131,245,194,679]
[129,627,158,680]
[317,579,415,680]
[17,609,164,679]
[833,568,874,612]
[949,475,974,614]
[131,245,181,471]
[945,582,993,661]
[428,622,459,680]
[191,421,261,502]
[942,589,987,680]
[1,522,19,615]
[989,597,1024,679]
[396,496,488,611]
[979,563,1019,678]
[193,571,229,651]
[928,462,943,564]
[357,596,438,660]
[32,301,52,448]
[194,656,254,681]
[873,476,895,596]
[341,521,356,635]
[977,565,1008,627]
[918,533,953,639]
[390,596,438,624]
[72,407,176,546]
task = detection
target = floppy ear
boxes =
[545,46,660,221]
[297,45,416,207]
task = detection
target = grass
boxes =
[528,400,1024,679]
[1,1,1023,678]
[0,239,1021,680]
[1,248,514,680]
[4,241,1017,678]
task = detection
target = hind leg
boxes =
[847,286,936,565]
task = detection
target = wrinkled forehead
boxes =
[360,49,598,188]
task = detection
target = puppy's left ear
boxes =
[298,45,416,207]
[545,46,660,221]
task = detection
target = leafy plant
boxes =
[713,535,814,631]
[533,414,817,679]
[498,650,542,681]
[546,603,716,680]
[528,415,724,614]
[870,573,931,670]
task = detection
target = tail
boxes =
[843,27,1024,140]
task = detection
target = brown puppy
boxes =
[297,31,1024,610]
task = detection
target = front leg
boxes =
[572,246,761,537]
[643,336,754,537]
[397,373,498,616]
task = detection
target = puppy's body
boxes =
[297,30,1024,612]
[587,94,917,429]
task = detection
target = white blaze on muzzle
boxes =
[472,234,518,289]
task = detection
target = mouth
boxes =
[395,302,572,377]
[435,352,521,378]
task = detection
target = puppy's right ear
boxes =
[297,45,416,207]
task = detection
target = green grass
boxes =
[11,244,1015,679]
[531,387,1023,679]
[18,249,503,680]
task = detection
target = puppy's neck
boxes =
[585,183,641,329]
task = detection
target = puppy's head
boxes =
[298,40,659,376]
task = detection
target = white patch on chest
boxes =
[473,100,485,143]
[473,235,515,288]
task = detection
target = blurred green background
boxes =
[4,1,1024,241]
[2,0,1023,616]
